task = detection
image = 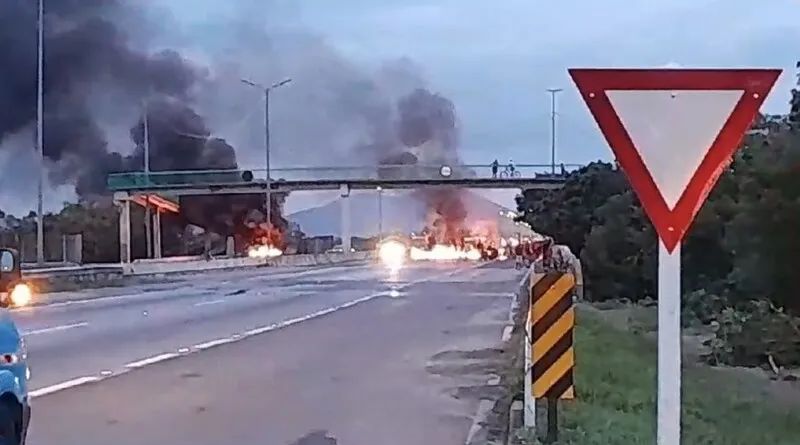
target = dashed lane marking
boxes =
[23,322,88,336]
[193,338,236,350]
[29,376,100,398]
[124,352,179,369]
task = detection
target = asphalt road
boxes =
[19,260,522,445]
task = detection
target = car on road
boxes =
[0,248,30,445]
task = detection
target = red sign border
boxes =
[568,69,781,252]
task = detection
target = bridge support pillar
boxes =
[118,198,131,264]
[153,209,163,259]
[340,184,351,252]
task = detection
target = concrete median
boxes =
[125,251,371,276]
[23,251,373,293]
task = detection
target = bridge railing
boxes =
[107,163,582,191]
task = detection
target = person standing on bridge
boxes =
[491,159,499,178]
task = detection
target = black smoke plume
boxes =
[378,88,467,244]
[0,0,287,241]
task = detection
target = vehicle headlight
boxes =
[10,284,31,307]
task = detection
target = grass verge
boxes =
[517,309,800,445]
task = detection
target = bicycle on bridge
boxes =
[491,160,522,178]
[499,165,522,178]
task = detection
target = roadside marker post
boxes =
[568,68,781,445]
[528,271,577,442]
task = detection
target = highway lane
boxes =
[28,261,520,445]
[11,261,479,395]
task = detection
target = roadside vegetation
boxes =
[513,309,800,445]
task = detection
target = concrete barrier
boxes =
[24,264,126,290]
[20,251,373,291]
[267,251,370,268]
[125,252,370,276]
[123,256,270,276]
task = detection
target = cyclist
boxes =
[508,159,516,176]
[491,159,499,178]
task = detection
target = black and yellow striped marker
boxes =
[529,272,576,399]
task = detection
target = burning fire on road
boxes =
[377,236,485,268]
[409,244,481,261]
[247,245,283,258]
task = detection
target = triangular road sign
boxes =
[568,68,781,252]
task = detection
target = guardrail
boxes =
[107,163,582,191]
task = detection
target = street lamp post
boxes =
[35,0,44,265]
[143,98,152,258]
[377,187,383,241]
[240,78,292,237]
[546,88,563,175]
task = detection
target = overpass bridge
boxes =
[107,163,576,264]
[106,163,574,195]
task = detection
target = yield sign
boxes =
[568,69,781,252]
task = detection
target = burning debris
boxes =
[409,244,481,261]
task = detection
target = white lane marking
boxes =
[465,400,495,444]
[194,299,225,307]
[193,338,235,350]
[501,325,513,342]
[239,291,389,338]
[244,324,279,336]
[124,352,179,369]
[23,322,88,336]
[29,376,100,398]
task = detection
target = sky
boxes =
[3,0,799,215]
[223,0,797,212]
[166,0,796,171]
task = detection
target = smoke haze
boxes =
[0,0,469,240]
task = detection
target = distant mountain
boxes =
[288,190,531,237]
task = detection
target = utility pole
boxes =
[263,88,271,232]
[143,99,152,258]
[547,88,563,175]
[241,78,292,243]
[35,0,45,265]
[377,186,383,241]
